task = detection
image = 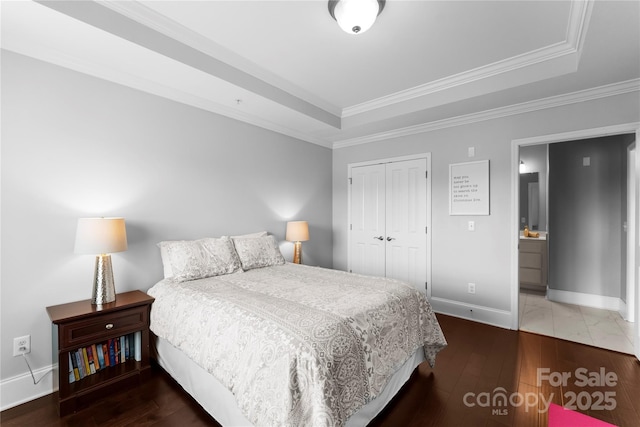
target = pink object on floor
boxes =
[548,403,617,427]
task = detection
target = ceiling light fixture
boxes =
[328,0,385,35]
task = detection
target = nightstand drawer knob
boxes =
[105,323,114,330]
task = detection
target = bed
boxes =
[147,234,447,426]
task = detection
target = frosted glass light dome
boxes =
[331,0,384,35]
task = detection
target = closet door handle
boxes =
[386,237,396,241]
[373,236,384,240]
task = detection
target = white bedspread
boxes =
[148,263,446,427]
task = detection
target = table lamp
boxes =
[74,217,128,305]
[286,221,309,264]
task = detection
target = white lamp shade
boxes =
[286,221,309,242]
[74,217,128,254]
[334,0,381,34]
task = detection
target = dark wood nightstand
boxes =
[46,290,154,416]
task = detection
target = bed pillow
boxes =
[157,236,242,282]
[231,231,268,239]
[232,235,285,271]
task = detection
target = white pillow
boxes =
[231,231,267,241]
[157,236,242,282]
[232,235,285,271]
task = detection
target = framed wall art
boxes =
[449,160,490,215]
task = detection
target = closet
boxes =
[349,157,428,292]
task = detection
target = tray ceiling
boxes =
[2,1,639,148]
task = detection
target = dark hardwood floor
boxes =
[2,314,639,426]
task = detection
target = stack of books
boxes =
[68,333,137,383]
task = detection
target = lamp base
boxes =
[293,241,303,264]
[92,254,116,305]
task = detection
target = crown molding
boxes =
[100,0,342,118]
[85,0,596,128]
[31,0,340,129]
[342,0,594,119]
[565,0,594,62]
[1,41,332,149]
[8,0,624,152]
[332,79,640,149]
[8,32,633,152]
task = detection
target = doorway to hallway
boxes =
[511,124,640,360]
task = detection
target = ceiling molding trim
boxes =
[100,0,342,118]
[342,41,575,118]
[565,0,594,62]
[342,1,592,119]
[332,79,640,149]
[2,43,332,149]
[34,0,340,129]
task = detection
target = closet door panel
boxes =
[350,164,386,277]
[385,159,427,291]
[349,158,428,293]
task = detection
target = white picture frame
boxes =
[449,160,490,215]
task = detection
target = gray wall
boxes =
[548,135,634,298]
[1,51,333,382]
[333,92,639,322]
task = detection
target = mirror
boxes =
[520,172,540,230]
[520,144,548,231]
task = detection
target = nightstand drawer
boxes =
[60,307,146,349]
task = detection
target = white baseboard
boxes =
[547,288,623,311]
[0,364,56,412]
[430,297,513,329]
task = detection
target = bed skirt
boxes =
[153,335,425,426]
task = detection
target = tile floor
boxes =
[519,289,636,354]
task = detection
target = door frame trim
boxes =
[626,143,636,323]
[347,153,432,296]
[510,122,640,332]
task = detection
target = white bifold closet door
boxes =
[350,158,427,292]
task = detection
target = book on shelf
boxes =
[91,344,102,371]
[134,331,142,361]
[81,347,91,376]
[74,351,85,380]
[94,343,104,369]
[120,335,126,363]
[114,338,120,365]
[125,334,130,360]
[86,346,96,374]
[108,338,116,366]
[102,342,109,367]
[69,333,138,383]
[68,352,80,384]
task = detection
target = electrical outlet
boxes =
[468,221,475,231]
[468,283,476,294]
[13,335,31,356]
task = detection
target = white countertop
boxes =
[520,231,547,240]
